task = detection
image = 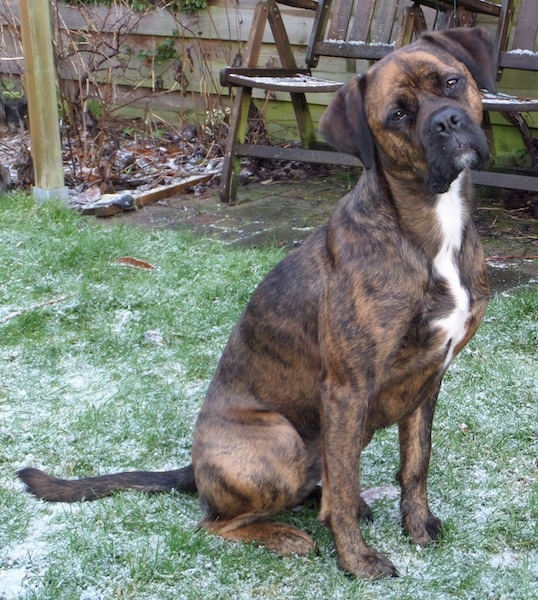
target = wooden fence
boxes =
[1,0,318,137]
[0,0,536,155]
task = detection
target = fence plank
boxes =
[1,0,536,142]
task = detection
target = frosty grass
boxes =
[0,194,536,599]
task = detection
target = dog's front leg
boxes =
[397,381,443,546]
[318,382,397,579]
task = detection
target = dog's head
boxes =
[319,27,496,194]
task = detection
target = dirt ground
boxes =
[114,173,538,293]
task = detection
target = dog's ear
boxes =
[420,27,497,93]
[318,75,375,169]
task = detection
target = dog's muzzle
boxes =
[424,106,489,194]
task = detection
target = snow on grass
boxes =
[0,502,70,599]
[0,195,536,598]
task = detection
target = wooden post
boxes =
[18,0,68,202]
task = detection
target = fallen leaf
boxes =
[114,257,156,270]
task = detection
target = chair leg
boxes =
[481,110,497,165]
[220,87,253,204]
[267,1,316,148]
[219,1,270,204]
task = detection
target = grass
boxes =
[0,192,536,599]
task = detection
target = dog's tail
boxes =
[17,465,196,502]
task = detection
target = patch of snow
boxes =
[490,551,519,568]
[80,588,105,600]
[326,39,395,48]
[1,504,69,599]
[486,259,510,269]
[0,567,26,599]
[144,329,165,346]
[111,308,140,334]
[472,504,495,524]
[233,74,343,89]
[508,48,538,56]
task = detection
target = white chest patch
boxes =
[432,174,470,367]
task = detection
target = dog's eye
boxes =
[391,110,407,123]
[446,78,459,91]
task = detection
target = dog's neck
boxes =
[380,169,472,259]
[432,174,467,262]
[377,169,474,367]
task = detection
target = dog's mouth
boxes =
[453,145,484,171]
[422,104,490,193]
[425,123,490,194]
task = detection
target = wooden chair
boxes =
[471,0,538,191]
[218,0,502,203]
[219,0,427,203]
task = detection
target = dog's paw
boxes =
[424,515,443,541]
[263,524,317,556]
[212,519,316,557]
[404,513,443,546]
[338,548,398,580]
[357,496,374,522]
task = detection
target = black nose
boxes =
[428,108,463,136]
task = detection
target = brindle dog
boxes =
[19,27,494,579]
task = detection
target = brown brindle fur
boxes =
[18,28,495,579]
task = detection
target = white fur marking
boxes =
[432,173,470,367]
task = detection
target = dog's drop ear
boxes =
[421,27,497,93]
[318,75,375,169]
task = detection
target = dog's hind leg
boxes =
[192,408,319,556]
[200,514,316,556]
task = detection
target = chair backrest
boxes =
[305,0,406,68]
[303,0,503,71]
[494,0,538,74]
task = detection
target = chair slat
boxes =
[327,0,358,41]
[349,0,377,42]
[510,0,537,51]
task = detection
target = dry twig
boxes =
[0,295,72,324]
